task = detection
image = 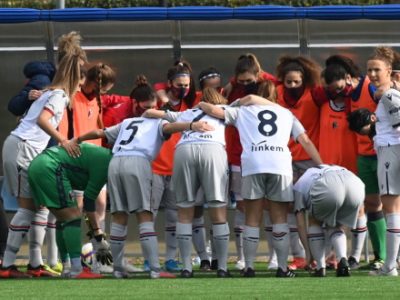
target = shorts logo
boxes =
[385,162,390,169]
[251,140,284,152]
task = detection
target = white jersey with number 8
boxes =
[224,104,305,176]
[104,117,167,161]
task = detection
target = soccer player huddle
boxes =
[0,30,400,280]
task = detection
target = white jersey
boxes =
[224,104,305,176]
[374,88,400,147]
[11,89,69,150]
[104,117,167,161]
[293,164,345,212]
[165,108,226,147]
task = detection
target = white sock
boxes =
[350,215,367,262]
[212,223,230,271]
[110,223,127,271]
[234,210,245,261]
[46,212,58,267]
[165,209,178,261]
[272,223,290,271]
[192,217,208,261]
[308,225,326,269]
[210,229,217,260]
[243,225,259,270]
[328,228,347,261]
[385,213,400,271]
[2,208,34,268]
[140,222,160,272]
[71,257,82,274]
[264,212,276,262]
[28,208,49,267]
[288,213,305,258]
[176,222,193,272]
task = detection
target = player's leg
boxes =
[45,211,61,273]
[192,203,210,270]
[176,206,195,277]
[307,216,325,276]
[349,206,367,268]
[263,203,277,270]
[110,212,128,277]
[231,167,245,270]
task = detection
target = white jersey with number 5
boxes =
[104,117,167,161]
[224,104,305,176]
[165,108,226,146]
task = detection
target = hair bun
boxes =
[136,74,148,86]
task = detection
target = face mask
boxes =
[242,81,258,95]
[285,86,304,100]
[82,89,97,100]
[171,86,189,100]
[327,83,354,100]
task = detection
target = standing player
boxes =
[75,78,212,278]
[275,55,324,270]
[348,46,400,276]
[27,143,112,279]
[199,91,322,278]
[0,34,84,278]
[294,165,365,277]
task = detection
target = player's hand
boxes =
[28,89,43,101]
[94,234,113,265]
[192,121,215,132]
[61,139,81,158]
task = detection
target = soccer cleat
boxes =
[0,265,32,278]
[199,260,211,271]
[43,264,62,276]
[150,270,175,279]
[348,256,360,270]
[369,266,398,276]
[242,268,256,278]
[180,269,194,278]
[143,260,151,272]
[27,264,58,277]
[288,257,307,270]
[235,259,245,271]
[164,259,182,272]
[124,258,144,273]
[311,268,326,277]
[369,259,384,271]
[50,262,63,274]
[210,259,218,270]
[217,269,232,278]
[326,258,338,270]
[276,267,296,278]
[113,270,133,279]
[336,258,350,277]
[72,268,103,279]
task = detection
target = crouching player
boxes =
[28,143,113,279]
[75,80,213,279]
[294,164,365,277]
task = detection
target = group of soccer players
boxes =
[0,30,400,279]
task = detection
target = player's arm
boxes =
[239,94,272,106]
[76,129,106,143]
[297,133,323,165]
[163,121,214,135]
[198,102,225,119]
[142,109,166,119]
[37,109,80,158]
[295,209,313,267]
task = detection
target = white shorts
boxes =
[377,144,400,196]
[172,143,229,208]
[3,135,41,198]
[241,173,293,202]
[108,156,153,214]
[310,169,364,228]
[151,173,177,212]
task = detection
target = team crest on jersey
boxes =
[251,140,284,152]
[332,121,338,129]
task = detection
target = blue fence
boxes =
[1,5,400,23]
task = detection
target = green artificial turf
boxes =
[0,265,399,300]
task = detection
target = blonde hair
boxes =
[257,80,277,103]
[202,87,228,105]
[369,46,397,67]
[57,31,87,63]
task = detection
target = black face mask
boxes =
[82,89,97,100]
[285,86,304,100]
[243,81,258,95]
